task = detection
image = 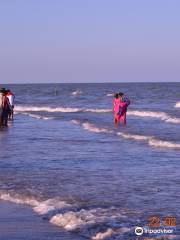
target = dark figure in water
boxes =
[6,89,15,120]
[0,90,3,126]
[2,91,11,126]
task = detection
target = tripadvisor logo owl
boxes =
[135,226,144,236]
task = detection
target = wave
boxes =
[50,207,124,231]
[72,120,111,134]
[16,112,54,120]
[71,90,83,96]
[92,227,130,240]
[82,122,113,134]
[148,139,180,149]
[0,191,72,215]
[15,106,180,125]
[118,133,180,149]
[117,132,180,150]
[0,190,130,239]
[117,132,151,141]
[15,105,111,113]
[128,110,180,124]
[106,93,114,97]
[72,121,180,150]
[175,101,180,108]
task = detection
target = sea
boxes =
[0,82,180,240]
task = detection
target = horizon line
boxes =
[1,81,180,85]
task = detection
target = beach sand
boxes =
[0,201,82,240]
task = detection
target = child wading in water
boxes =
[113,92,130,125]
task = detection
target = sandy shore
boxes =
[0,201,82,240]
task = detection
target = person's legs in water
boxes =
[114,114,120,124]
[121,112,126,125]
[0,108,3,127]
[2,108,10,126]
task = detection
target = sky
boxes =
[0,0,180,83]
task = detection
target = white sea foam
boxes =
[92,228,114,240]
[33,198,72,215]
[117,132,180,149]
[128,110,180,124]
[165,118,180,124]
[72,121,180,150]
[106,93,114,97]
[0,191,128,238]
[82,122,113,134]
[175,101,180,108]
[50,208,123,231]
[0,191,72,215]
[71,119,81,125]
[72,90,83,96]
[16,112,54,120]
[0,192,38,206]
[15,105,111,113]
[92,227,130,240]
[148,139,180,149]
[128,110,168,119]
[15,105,81,113]
[117,132,152,141]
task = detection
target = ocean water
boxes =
[0,82,180,240]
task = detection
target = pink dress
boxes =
[113,98,130,125]
[113,98,120,124]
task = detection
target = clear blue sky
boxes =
[0,0,180,83]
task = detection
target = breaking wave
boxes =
[148,139,180,149]
[92,227,130,240]
[16,112,54,120]
[0,190,130,239]
[106,93,114,97]
[127,110,180,124]
[82,122,113,134]
[71,90,83,96]
[15,106,180,124]
[175,101,180,108]
[50,207,124,231]
[72,121,180,150]
[15,105,111,113]
[0,191,71,215]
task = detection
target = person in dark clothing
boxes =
[2,90,11,126]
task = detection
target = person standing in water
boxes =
[2,90,11,126]
[118,92,130,125]
[6,89,15,120]
[113,93,121,124]
[0,89,4,127]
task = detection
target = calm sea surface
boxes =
[0,83,180,239]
